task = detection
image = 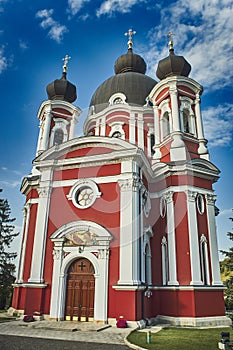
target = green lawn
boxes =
[127,327,233,350]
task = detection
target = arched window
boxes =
[200,235,210,285]
[162,112,170,138]
[112,131,122,138]
[150,133,155,155]
[161,236,169,285]
[53,129,64,145]
[183,109,191,133]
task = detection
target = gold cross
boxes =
[62,54,71,72]
[167,32,175,50]
[124,28,136,50]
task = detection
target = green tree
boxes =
[0,189,19,309]
[220,211,233,310]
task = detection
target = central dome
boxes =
[89,48,157,113]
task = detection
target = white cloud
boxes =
[202,104,233,147]
[0,46,9,74]
[0,180,21,188]
[143,0,233,91]
[19,39,28,50]
[219,208,233,217]
[96,0,146,17]
[36,9,68,43]
[67,0,90,16]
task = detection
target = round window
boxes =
[67,180,102,209]
[75,186,94,207]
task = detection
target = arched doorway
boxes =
[65,258,95,321]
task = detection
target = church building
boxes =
[11,30,229,327]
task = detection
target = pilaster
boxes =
[205,194,222,285]
[117,170,141,285]
[28,184,52,283]
[186,190,202,285]
[164,191,178,285]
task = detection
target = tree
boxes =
[0,189,19,309]
[220,210,233,310]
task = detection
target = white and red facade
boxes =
[11,50,229,327]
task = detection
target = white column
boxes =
[129,112,136,144]
[95,119,100,136]
[152,105,161,161]
[16,204,31,283]
[170,86,186,161]
[69,112,78,139]
[40,106,52,152]
[195,93,209,159]
[28,184,52,283]
[205,194,222,285]
[137,113,144,150]
[100,117,106,136]
[94,248,110,322]
[50,240,64,319]
[118,168,141,285]
[164,191,178,285]
[186,190,202,285]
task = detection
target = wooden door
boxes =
[65,258,95,321]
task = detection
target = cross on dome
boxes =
[167,32,175,51]
[124,28,136,50]
[62,54,71,73]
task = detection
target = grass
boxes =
[127,327,233,350]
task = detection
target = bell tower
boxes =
[36,55,81,156]
[150,33,209,163]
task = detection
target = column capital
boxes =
[169,85,178,95]
[118,173,141,192]
[163,191,174,204]
[186,190,197,202]
[44,104,52,115]
[52,248,63,261]
[38,186,52,198]
[98,248,110,260]
[205,193,216,205]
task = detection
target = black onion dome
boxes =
[156,49,191,80]
[46,72,77,103]
[89,49,156,113]
[114,48,147,74]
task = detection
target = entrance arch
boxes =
[49,220,112,323]
[65,258,95,321]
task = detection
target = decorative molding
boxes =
[38,186,52,198]
[163,191,174,203]
[205,193,216,206]
[187,190,197,202]
[52,248,63,260]
[118,173,141,192]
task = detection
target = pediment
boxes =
[34,135,137,163]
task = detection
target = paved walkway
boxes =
[0,318,132,346]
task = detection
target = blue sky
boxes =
[0,0,232,259]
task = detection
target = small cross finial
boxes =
[167,32,175,51]
[62,54,71,73]
[124,28,136,50]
